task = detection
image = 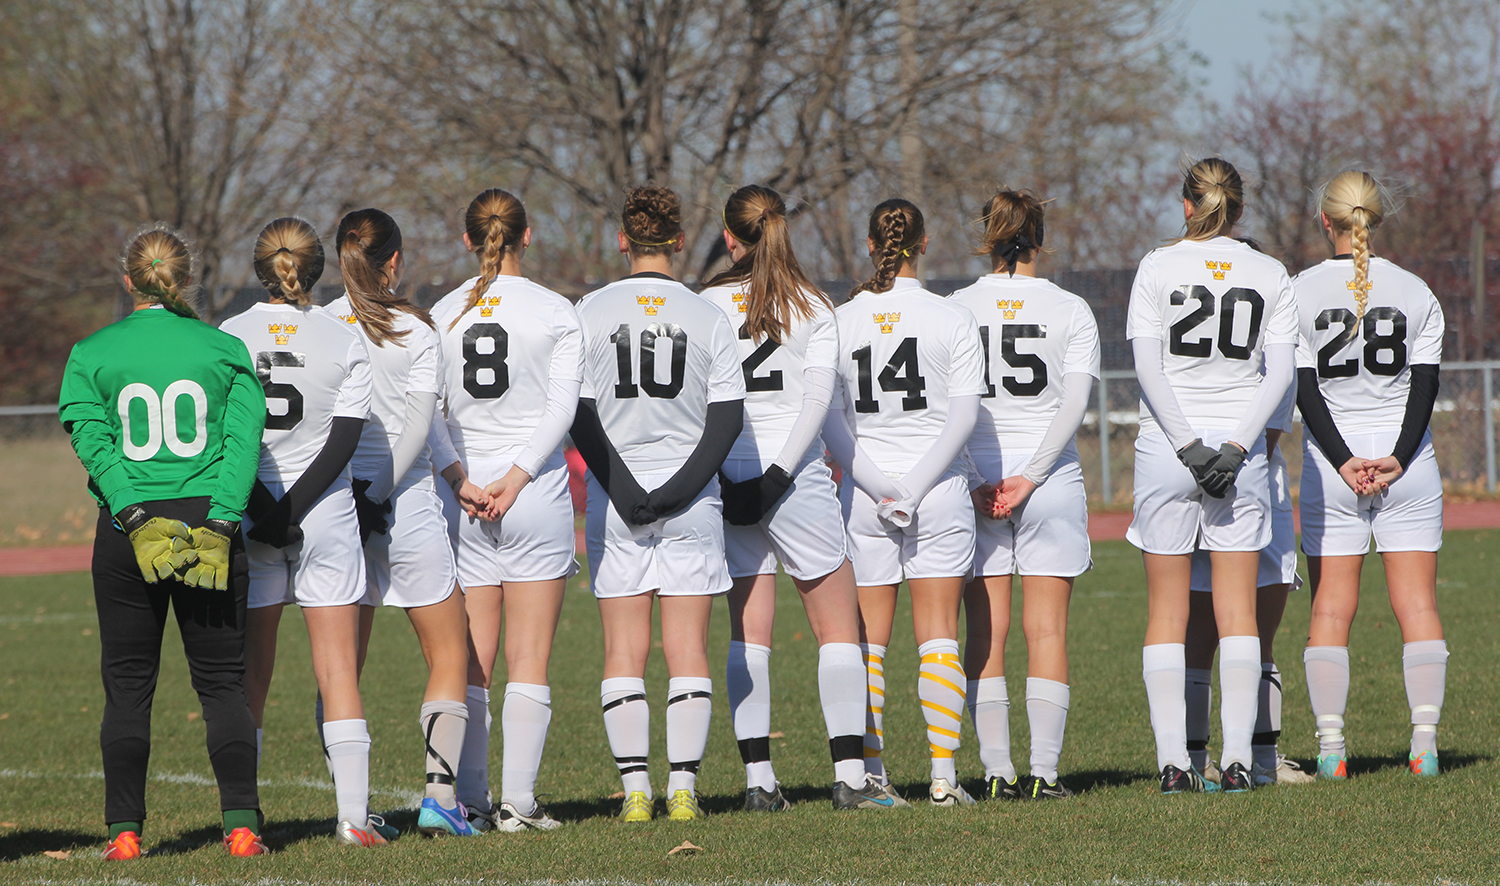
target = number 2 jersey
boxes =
[1126,236,1298,437]
[697,283,838,466]
[220,302,372,487]
[833,278,987,475]
[949,274,1100,471]
[1293,256,1444,434]
[576,274,745,477]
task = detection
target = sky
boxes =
[1178,0,1302,107]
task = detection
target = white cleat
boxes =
[928,778,976,807]
[496,800,561,832]
[1255,755,1315,786]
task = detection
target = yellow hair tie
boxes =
[625,231,680,248]
[900,248,911,258]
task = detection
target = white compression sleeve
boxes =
[371,390,437,502]
[899,394,980,505]
[821,405,907,503]
[427,400,460,477]
[1021,372,1094,485]
[513,375,581,479]
[1132,337,1196,450]
[1230,343,1295,450]
[774,366,836,473]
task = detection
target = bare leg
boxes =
[599,592,656,681]
[1020,575,1072,684]
[1307,555,1364,647]
[794,560,861,646]
[857,584,899,648]
[963,575,1011,680]
[405,584,471,704]
[244,604,284,728]
[728,574,776,647]
[303,604,364,722]
[465,584,503,690]
[1143,553,1191,646]
[1383,551,1442,642]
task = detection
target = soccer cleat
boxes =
[1219,761,1255,792]
[101,831,143,860]
[334,819,389,847]
[1159,764,1209,794]
[619,790,654,822]
[1202,760,1222,785]
[1254,755,1315,786]
[1028,776,1075,799]
[743,785,791,812]
[497,800,562,831]
[367,814,400,842]
[666,789,704,821]
[985,775,1023,800]
[831,779,907,810]
[1317,753,1348,780]
[417,798,478,837]
[928,778,975,807]
[223,827,268,856]
[464,798,498,833]
[1408,751,1439,777]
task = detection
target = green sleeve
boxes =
[207,342,268,522]
[58,344,139,515]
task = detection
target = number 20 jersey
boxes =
[833,278,987,475]
[576,275,746,476]
[1293,256,1444,435]
[1126,236,1298,438]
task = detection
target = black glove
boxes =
[1199,442,1247,499]
[720,465,794,526]
[246,496,303,548]
[627,501,659,526]
[1176,439,1224,496]
[351,478,392,544]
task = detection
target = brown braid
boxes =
[452,189,527,330]
[253,217,323,306]
[852,199,924,297]
[122,225,200,319]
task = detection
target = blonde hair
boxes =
[852,198,924,297]
[704,185,828,343]
[622,186,682,258]
[974,190,1048,275]
[122,224,200,319]
[1320,170,1385,318]
[453,189,527,330]
[336,208,432,346]
[1180,157,1244,242]
[253,217,324,306]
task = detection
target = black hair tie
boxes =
[995,232,1035,274]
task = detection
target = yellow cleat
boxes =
[619,791,654,822]
[666,789,704,821]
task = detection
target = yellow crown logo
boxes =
[998,299,1024,320]
[1206,260,1230,281]
[274,334,290,345]
[643,294,666,316]
[874,312,901,334]
[284,324,297,335]
[480,307,493,317]
[340,313,356,324]
[732,292,746,303]
[267,324,282,335]
[636,295,651,305]
[1346,279,1375,290]
[653,296,666,305]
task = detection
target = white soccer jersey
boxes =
[325,294,442,485]
[950,275,1100,468]
[430,275,583,460]
[1126,237,1298,436]
[576,274,745,476]
[1293,256,1444,435]
[220,302,372,484]
[833,278,987,474]
[698,282,839,464]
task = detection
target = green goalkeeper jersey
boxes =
[59,306,267,523]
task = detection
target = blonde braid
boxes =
[1319,171,1385,319]
[273,250,306,306]
[1350,212,1372,318]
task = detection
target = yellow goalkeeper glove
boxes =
[116,505,196,583]
[182,519,237,591]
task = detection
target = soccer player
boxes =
[570,186,745,821]
[823,198,986,806]
[428,189,581,831]
[699,185,892,811]
[325,209,476,836]
[60,224,268,858]
[950,190,1099,800]
[1294,171,1447,779]
[221,218,393,846]
[1127,158,1298,793]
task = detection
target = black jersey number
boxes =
[1001,324,1047,397]
[851,337,927,413]
[1168,285,1264,361]
[1315,307,1408,378]
[610,323,687,399]
[739,329,783,393]
[255,351,305,431]
[1315,308,1359,378]
[462,323,510,399]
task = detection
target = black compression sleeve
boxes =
[281,417,364,524]
[1297,367,1355,467]
[645,400,745,519]
[1392,364,1440,469]
[246,480,278,523]
[569,399,654,523]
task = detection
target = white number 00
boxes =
[118,380,208,461]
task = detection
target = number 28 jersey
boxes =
[1126,236,1298,437]
[576,275,745,476]
[1293,256,1444,435]
[834,278,987,474]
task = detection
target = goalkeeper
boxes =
[58,224,269,859]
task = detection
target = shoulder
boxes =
[430,281,478,324]
[1371,257,1433,293]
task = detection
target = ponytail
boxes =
[852,198,924,297]
[1179,157,1244,243]
[973,189,1047,275]
[253,217,323,306]
[122,224,200,319]
[704,185,828,343]
[453,189,527,330]
[1320,170,1386,319]
[336,208,431,346]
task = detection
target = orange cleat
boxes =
[101,830,143,860]
[224,826,268,856]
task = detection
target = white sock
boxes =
[1026,678,1070,783]
[1217,636,1261,770]
[457,685,492,810]
[966,677,1014,781]
[861,643,887,782]
[1184,667,1212,772]
[601,677,651,797]
[1143,644,1189,772]
[1252,663,1281,773]
[1403,640,1448,757]
[666,677,713,795]
[727,641,775,791]
[917,638,965,784]
[1304,646,1350,756]
[323,718,371,829]
[818,642,868,788]
[420,699,469,806]
[501,683,551,813]
[256,728,263,768]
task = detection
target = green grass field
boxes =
[1,534,1498,885]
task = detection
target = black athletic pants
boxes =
[93,497,259,825]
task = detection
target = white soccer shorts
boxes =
[721,453,848,582]
[361,474,461,609]
[1299,430,1443,557]
[439,450,579,587]
[584,471,733,599]
[1190,449,1300,591]
[246,480,367,609]
[973,450,1092,578]
[1127,430,1271,555]
[842,472,975,586]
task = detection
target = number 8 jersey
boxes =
[1126,236,1298,437]
[1293,256,1444,431]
